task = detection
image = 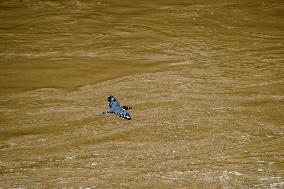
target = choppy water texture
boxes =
[0,0,284,188]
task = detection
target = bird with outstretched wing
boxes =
[102,96,132,120]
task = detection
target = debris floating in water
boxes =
[65,156,76,160]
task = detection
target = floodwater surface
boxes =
[0,0,284,188]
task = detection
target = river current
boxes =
[0,1,283,188]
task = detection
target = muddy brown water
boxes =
[0,1,284,188]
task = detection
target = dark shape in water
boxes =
[102,96,132,120]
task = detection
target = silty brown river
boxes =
[0,0,283,188]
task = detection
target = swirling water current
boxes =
[0,1,283,188]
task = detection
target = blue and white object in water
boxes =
[102,96,132,120]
